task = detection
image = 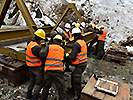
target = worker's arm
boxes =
[27,39,42,59]
[68,42,81,61]
[39,45,49,59]
[66,44,73,48]
[63,51,66,64]
[97,29,103,34]
[31,46,42,58]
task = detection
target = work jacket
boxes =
[72,40,88,65]
[97,29,107,41]
[45,44,65,71]
[62,31,72,41]
[81,29,84,34]
[26,41,42,67]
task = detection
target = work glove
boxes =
[64,41,67,46]
[66,53,69,57]
[62,40,68,46]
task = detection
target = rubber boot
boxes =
[31,94,39,100]
[26,90,33,99]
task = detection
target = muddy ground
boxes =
[0,52,133,100]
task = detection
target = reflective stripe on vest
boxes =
[45,44,64,71]
[97,29,107,41]
[26,41,42,67]
[63,31,72,39]
[72,40,88,65]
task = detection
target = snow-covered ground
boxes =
[2,0,133,53]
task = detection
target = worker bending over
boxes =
[41,35,67,100]
[67,27,88,100]
[26,29,47,100]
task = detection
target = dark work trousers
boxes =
[87,36,98,53]
[28,67,44,94]
[65,56,71,70]
[96,40,105,59]
[42,71,66,100]
[71,65,86,98]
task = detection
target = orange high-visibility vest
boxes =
[81,30,83,34]
[45,44,64,71]
[72,40,88,65]
[62,31,72,39]
[97,29,107,41]
[26,41,42,67]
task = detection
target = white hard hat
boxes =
[65,23,71,28]
[72,27,81,35]
[72,22,76,26]
[53,35,62,41]
[81,22,85,27]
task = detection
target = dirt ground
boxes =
[0,52,133,100]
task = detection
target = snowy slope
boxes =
[2,0,133,52]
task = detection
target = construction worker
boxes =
[87,24,102,55]
[61,23,72,41]
[41,35,67,100]
[96,25,107,60]
[67,27,88,100]
[26,29,47,100]
[49,31,57,44]
[61,23,72,72]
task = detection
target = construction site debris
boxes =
[0,56,29,86]
[105,45,128,65]
[81,75,130,100]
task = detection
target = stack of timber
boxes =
[105,44,128,65]
[0,55,29,86]
[81,74,130,100]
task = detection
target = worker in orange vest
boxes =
[96,25,107,60]
[61,23,72,72]
[26,29,48,100]
[87,24,102,55]
[62,23,72,41]
[87,24,98,52]
[67,27,88,100]
[41,35,67,100]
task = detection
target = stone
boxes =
[129,70,133,75]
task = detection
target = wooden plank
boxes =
[81,75,130,100]
[81,74,97,95]
[104,94,117,100]
[117,83,130,100]
[97,80,104,87]
[0,57,24,69]
[92,90,106,100]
